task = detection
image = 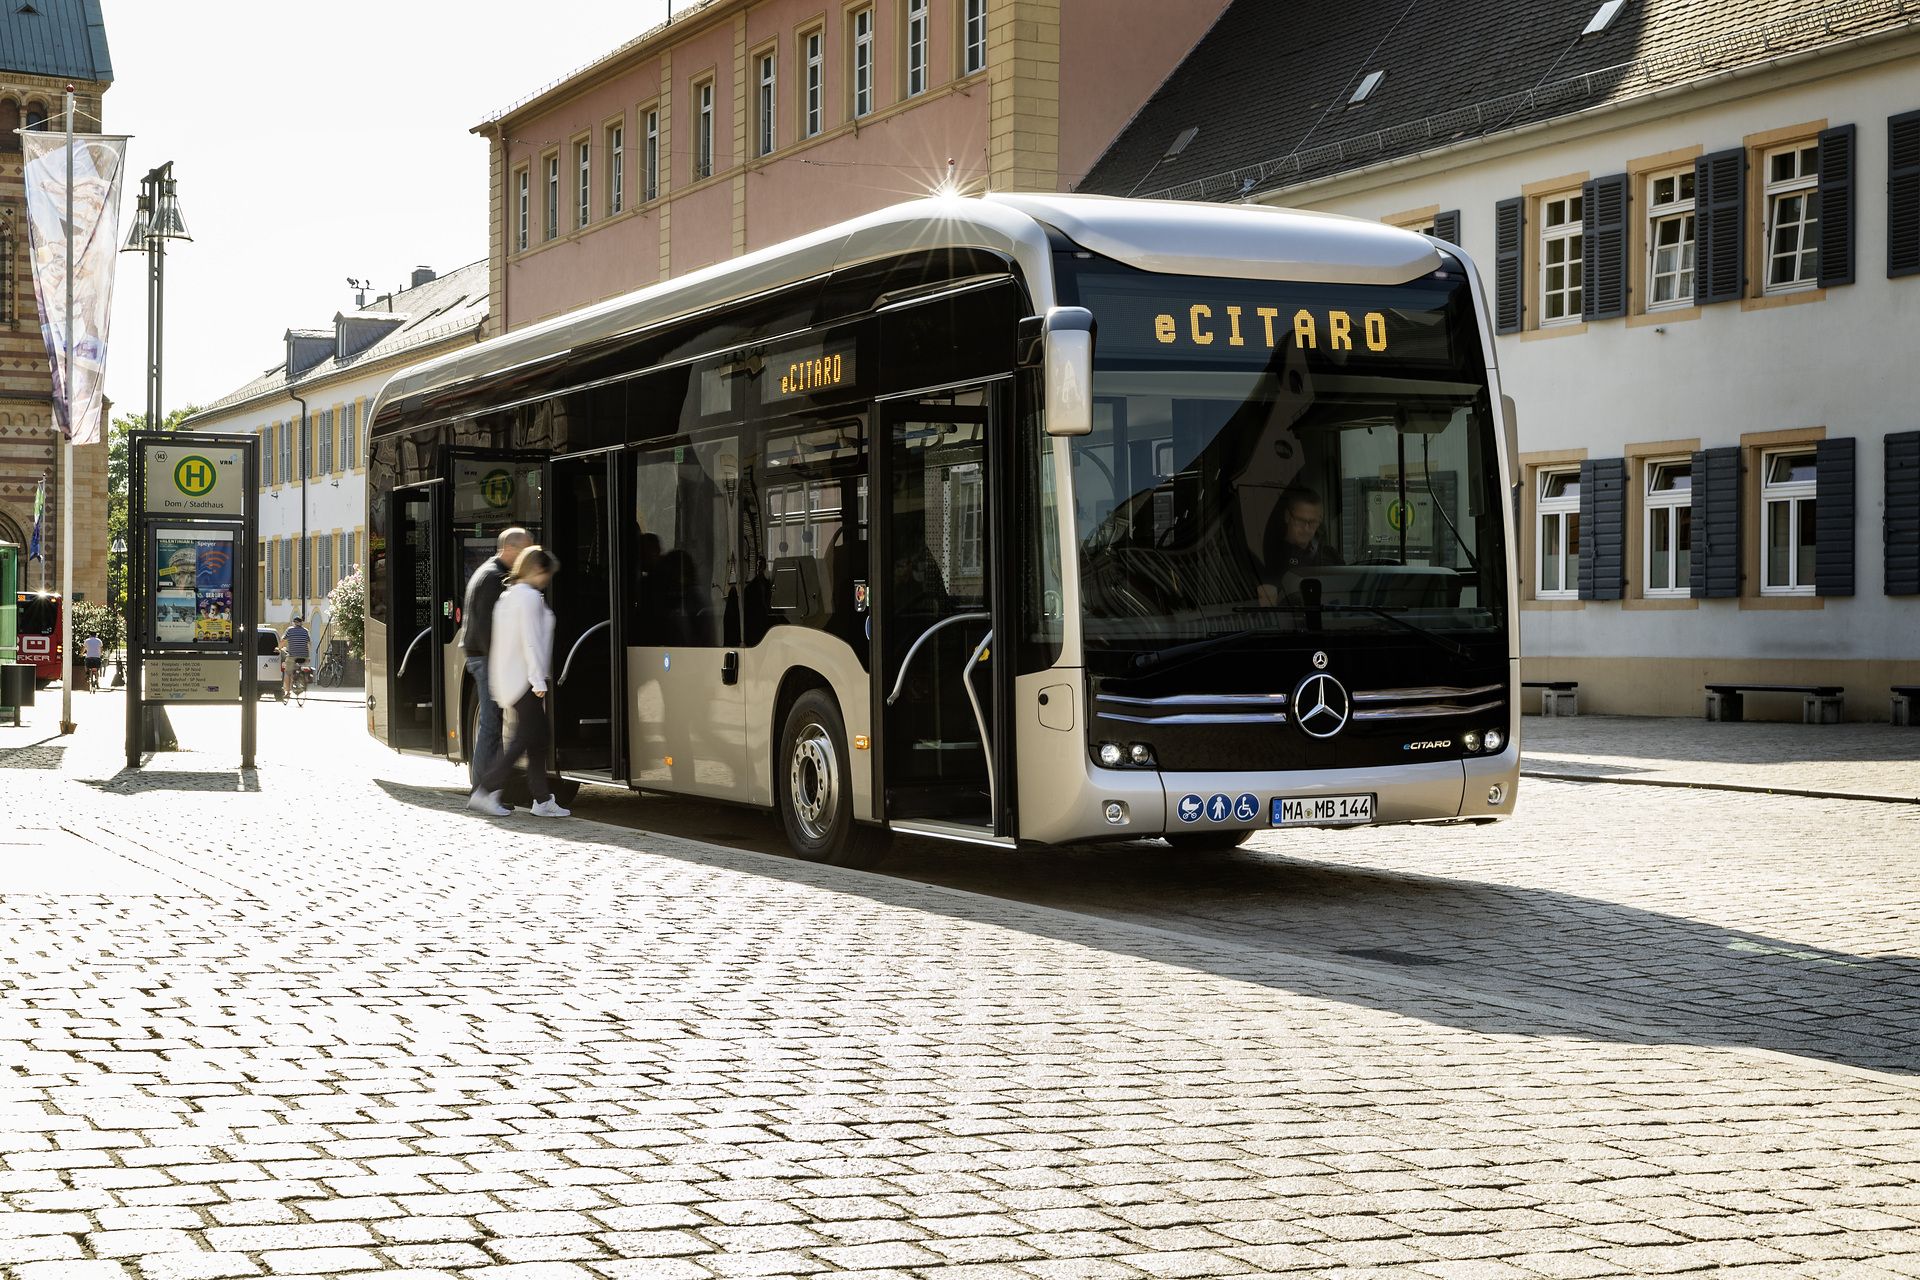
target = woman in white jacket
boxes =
[469,546,569,818]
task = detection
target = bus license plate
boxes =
[1274,794,1375,826]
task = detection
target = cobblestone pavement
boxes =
[1521,715,1920,800]
[1,695,1919,1280]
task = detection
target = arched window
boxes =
[24,102,47,131]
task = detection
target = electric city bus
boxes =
[363,194,1520,866]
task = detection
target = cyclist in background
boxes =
[82,632,102,692]
[281,615,311,698]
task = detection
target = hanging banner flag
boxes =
[19,130,130,446]
[27,475,44,560]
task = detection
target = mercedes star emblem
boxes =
[1312,650,1329,669]
[1293,672,1352,739]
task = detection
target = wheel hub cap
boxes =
[789,724,838,842]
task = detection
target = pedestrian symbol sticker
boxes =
[1206,794,1232,822]
[1387,498,1413,531]
[480,469,515,509]
[1233,793,1260,822]
[1177,794,1203,823]
[173,455,217,497]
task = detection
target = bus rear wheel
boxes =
[1165,829,1254,853]
[778,689,889,869]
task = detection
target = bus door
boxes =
[545,449,627,782]
[877,385,1015,840]
[387,482,446,753]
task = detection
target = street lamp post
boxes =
[108,533,126,686]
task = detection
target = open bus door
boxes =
[876,383,1016,843]
[544,449,627,783]
[387,482,446,753]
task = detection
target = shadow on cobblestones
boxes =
[375,777,1920,1077]
[0,734,67,769]
[81,769,262,793]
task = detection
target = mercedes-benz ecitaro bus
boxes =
[363,193,1521,865]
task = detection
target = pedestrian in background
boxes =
[462,527,531,792]
[469,545,569,819]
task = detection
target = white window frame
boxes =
[906,0,928,97]
[1646,169,1695,310]
[643,109,660,202]
[516,168,529,252]
[1761,449,1818,595]
[1539,193,1584,325]
[544,155,559,241]
[576,140,591,229]
[1536,468,1580,599]
[804,31,824,137]
[757,53,776,156]
[695,80,714,179]
[964,0,986,74]
[1643,458,1692,597]
[608,124,624,215]
[853,9,874,119]
[1764,142,1821,293]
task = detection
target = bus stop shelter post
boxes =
[124,437,142,770]
[240,441,257,769]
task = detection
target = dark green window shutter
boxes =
[1432,209,1460,245]
[1577,458,1627,600]
[1817,123,1856,288]
[1581,173,1630,320]
[1889,111,1920,278]
[1695,148,1747,305]
[1887,431,1920,594]
[1814,436,1854,596]
[1691,446,1744,598]
[1494,197,1523,334]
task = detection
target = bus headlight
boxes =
[1483,727,1505,753]
[1462,730,1481,753]
[1129,742,1155,766]
[1098,741,1124,767]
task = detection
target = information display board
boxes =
[147,656,242,703]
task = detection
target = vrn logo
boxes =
[173,455,217,496]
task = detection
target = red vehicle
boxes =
[15,591,62,687]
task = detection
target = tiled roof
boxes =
[1078,0,1917,201]
[182,261,489,424]
[0,0,110,83]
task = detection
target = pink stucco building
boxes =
[473,0,1228,335]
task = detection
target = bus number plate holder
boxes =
[1274,794,1375,826]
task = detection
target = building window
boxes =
[644,110,660,201]
[1762,449,1817,594]
[344,531,357,579]
[1647,170,1695,309]
[266,541,277,601]
[277,538,290,601]
[318,408,333,475]
[319,532,334,595]
[278,420,291,484]
[262,424,274,487]
[1536,469,1580,598]
[1644,460,1692,596]
[804,30,823,137]
[298,537,310,604]
[853,8,875,118]
[695,81,714,179]
[545,156,559,240]
[299,415,311,480]
[1540,194,1583,324]
[516,169,529,251]
[607,126,624,215]
[965,0,986,74]
[906,0,928,96]
[576,140,591,229]
[757,53,776,157]
[342,402,358,471]
[1765,143,1820,292]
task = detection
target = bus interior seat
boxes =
[770,555,825,624]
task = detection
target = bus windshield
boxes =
[17,593,58,636]
[1059,256,1507,667]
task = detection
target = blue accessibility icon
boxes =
[1206,793,1232,822]
[1233,793,1260,822]
[1177,794,1204,823]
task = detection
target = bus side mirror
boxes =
[1044,307,1095,437]
[1500,394,1520,487]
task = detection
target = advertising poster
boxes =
[195,589,232,643]
[156,589,196,642]
[157,535,197,591]
[156,528,237,646]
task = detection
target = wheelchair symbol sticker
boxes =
[1206,793,1232,822]
[1233,793,1260,822]
[1177,794,1204,823]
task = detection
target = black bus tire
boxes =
[777,688,889,869]
[34,678,49,692]
[1165,829,1254,853]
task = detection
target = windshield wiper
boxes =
[1234,604,1476,661]
[1126,621,1296,672]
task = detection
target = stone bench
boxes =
[1522,680,1578,717]
[1892,685,1920,726]
[1705,683,1844,725]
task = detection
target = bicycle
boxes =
[84,659,101,694]
[317,651,345,687]
[288,661,315,706]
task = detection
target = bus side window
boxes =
[741,417,869,661]
[630,436,740,648]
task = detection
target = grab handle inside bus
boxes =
[557,619,611,687]
[886,612,991,707]
[396,628,432,680]
[1044,307,1095,437]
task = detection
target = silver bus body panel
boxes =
[628,646,748,800]
[731,629,876,819]
[364,615,388,742]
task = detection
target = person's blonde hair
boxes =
[507,545,558,585]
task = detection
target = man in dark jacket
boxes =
[463,527,531,793]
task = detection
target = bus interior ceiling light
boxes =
[1348,70,1385,106]
[1582,0,1626,37]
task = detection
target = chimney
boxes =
[410,265,436,288]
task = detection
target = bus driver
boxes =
[1257,486,1343,606]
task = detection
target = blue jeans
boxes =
[466,655,502,789]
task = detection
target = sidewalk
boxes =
[1,696,1918,1280]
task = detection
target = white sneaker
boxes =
[467,788,511,817]
[531,797,571,818]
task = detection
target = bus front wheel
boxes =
[778,689,889,869]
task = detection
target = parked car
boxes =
[255,626,284,700]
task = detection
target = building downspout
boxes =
[288,387,308,623]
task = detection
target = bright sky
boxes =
[98,0,671,421]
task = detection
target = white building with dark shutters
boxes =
[1080,0,1920,720]
[181,263,488,641]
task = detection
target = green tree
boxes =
[107,405,200,613]
[70,598,122,653]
